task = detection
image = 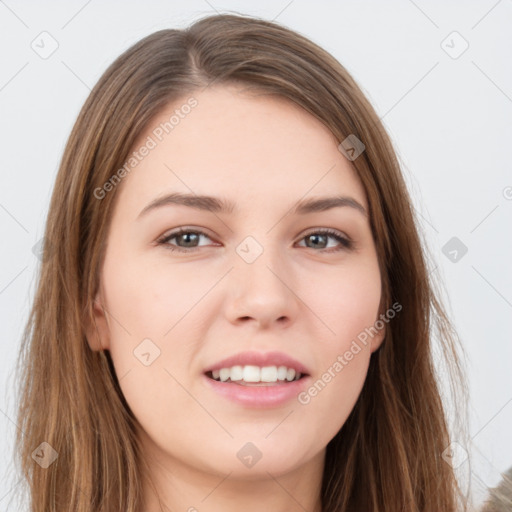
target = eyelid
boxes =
[301,227,350,240]
[156,226,217,246]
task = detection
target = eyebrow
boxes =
[137,192,367,218]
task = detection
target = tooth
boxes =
[211,365,302,383]
[277,366,288,380]
[260,366,278,382]
[285,368,296,381]
[230,365,243,381]
[243,365,261,382]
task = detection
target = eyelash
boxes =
[157,227,354,253]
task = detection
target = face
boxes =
[86,84,385,481]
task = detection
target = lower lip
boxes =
[202,374,310,408]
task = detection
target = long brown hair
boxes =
[14,12,470,511]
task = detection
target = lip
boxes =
[203,350,310,375]
[202,373,311,408]
[202,350,311,408]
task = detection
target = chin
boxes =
[216,441,317,479]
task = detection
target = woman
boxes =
[15,12,469,512]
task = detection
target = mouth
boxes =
[205,365,308,386]
[202,350,311,406]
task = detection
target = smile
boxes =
[207,364,304,384]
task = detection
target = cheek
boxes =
[102,252,214,339]
[296,258,380,428]
[99,252,216,401]
[307,255,382,345]
[98,256,201,440]
[296,344,370,453]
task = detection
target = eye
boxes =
[296,229,353,252]
[157,227,353,253]
[157,228,216,252]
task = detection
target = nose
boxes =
[225,245,299,330]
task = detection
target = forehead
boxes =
[115,85,368,217]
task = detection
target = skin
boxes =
[86,84,385,512]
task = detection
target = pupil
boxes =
[180,233,198,247]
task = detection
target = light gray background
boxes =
[1,1,511,510]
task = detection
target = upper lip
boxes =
[204,350,310,375]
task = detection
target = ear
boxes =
[83,292,111,352]
[370,312,387,354]
[370,327,386,353]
